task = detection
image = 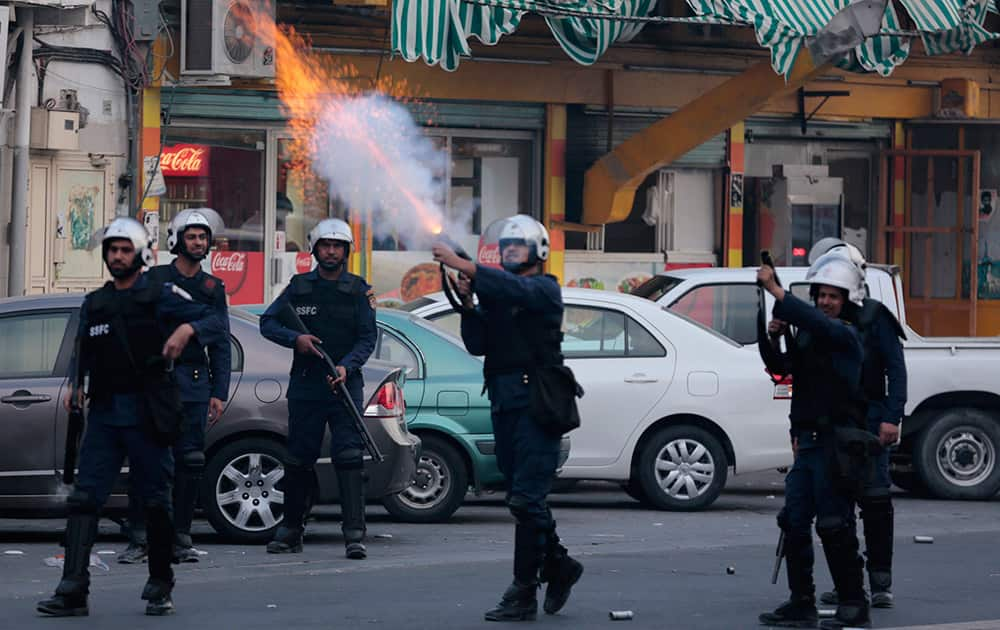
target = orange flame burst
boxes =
[251,10,444,236]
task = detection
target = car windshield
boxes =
[630,275,684,301]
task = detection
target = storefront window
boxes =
[156,128,265,305]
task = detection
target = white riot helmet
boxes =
[806,250,866,306]
[167,208,224,259]
[495,215,550,273]
[807,237,866,270]
[307,218,353,271]
[307,218,354,252]
[98,217,155,277]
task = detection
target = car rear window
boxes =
[630,275,684,301]
[396,296,438,312]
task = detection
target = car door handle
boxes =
[624,374,658,384]
[1,393,52,404]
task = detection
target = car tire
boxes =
[382,435,468,523]
[914,408,1000,500]
[202,437,294,544]
[636,425,728,511]
[623,479,650,504]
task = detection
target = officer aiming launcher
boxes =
[278,302,383,463]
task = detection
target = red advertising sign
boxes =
[477,242,502,270]
[160,144,210,177]
[295,252,314,274]
[211,251,264,306]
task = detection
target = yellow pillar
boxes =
[726,122,745,268]
[543,104,567,284]
[583,51,828,225]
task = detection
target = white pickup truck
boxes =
[634,264,1000,501]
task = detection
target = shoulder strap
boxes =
[289,274,313,295]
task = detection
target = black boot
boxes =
[860,494,894,608]
[267,464,309,553]
[144,505,176,616]
[759,532,817,628]
[37,513,98,617]
[337,467,367,560]
[119,492,148,564]
[818,524,870,629]
[484,581,538,622]
[539,526,583,615]
[172,468,201,563]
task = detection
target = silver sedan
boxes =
[0,294,420,543]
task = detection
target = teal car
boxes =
[241,304,568,523]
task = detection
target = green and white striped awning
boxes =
[686,0,999,76]
[392,0,657,71]
[392,0,998,74]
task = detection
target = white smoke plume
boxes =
[309,94,472,248]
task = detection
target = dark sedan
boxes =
[0,294,420,543]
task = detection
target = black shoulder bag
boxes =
[526,324,584,438]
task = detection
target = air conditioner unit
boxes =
[181,0,275,79]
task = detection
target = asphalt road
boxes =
[1,472,998,629]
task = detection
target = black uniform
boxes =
[758,293,874,629]
[37,274,223,617]
[459,264,583,621]
[260,269,376,557]
[124,262,231,561]
[821,298,907,608]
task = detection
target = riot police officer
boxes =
[808,240,907,610]
[119,209,231,564]
[260,218,376,559]
[433,215,583,622]
[37,218,225,617]
[756,251,872,629]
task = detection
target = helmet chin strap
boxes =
[179,248,207,263]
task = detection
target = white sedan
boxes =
[398,288,792,511]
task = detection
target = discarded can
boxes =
[914,535,934,544]
[609,610,634,620]
[818,609,836,618]
[726,566,736,575]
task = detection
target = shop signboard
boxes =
[161,144,211,178]
[210,251,264,305]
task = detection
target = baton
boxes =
[62,337,85,484]
[771,530,785,585]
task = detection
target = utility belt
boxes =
[812,416,882,497]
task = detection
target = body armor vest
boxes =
[856,298,905,404]
[146,265,220,365]
[483,303,563,374]
[288,272,363,376]
[790,327,866,433]
[82,281,166,398]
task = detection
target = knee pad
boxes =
[179,450,206,476]
[506,494,544,527]
[333,448,364,471]
[815,516,851,540]
[66,489,98,515]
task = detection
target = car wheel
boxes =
[914,408,1000,500]
[623,479,650,504]
[382,435,468,523]
[202,437,292,544]
[637,425,728,511]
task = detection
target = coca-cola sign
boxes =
[477,243,501,269]
[211,252,246,274]
[295,252,313,274]
[160,144,210,177]
[210,251,263,306]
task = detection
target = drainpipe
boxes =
[7,9,33,296]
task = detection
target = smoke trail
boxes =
[309,94,471,247]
